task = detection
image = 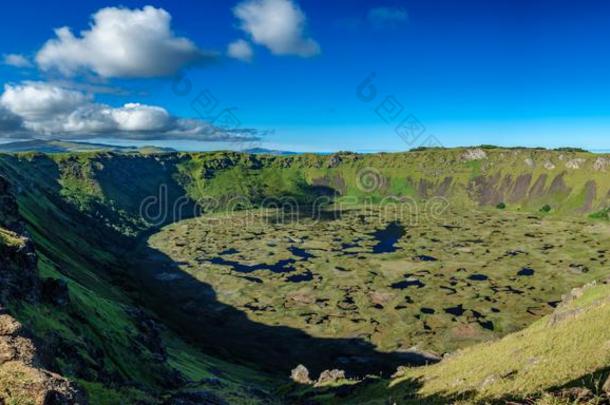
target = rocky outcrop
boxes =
[461,148,487,161]
[315,369,346,387]
[565,158,585,169]
[0,176,86,404]
[543,160,556,170]
[547,281,606,326]
[593,157,609,172]
[290,364,313,384]
[0,312,85,404]
[290,365,349,387]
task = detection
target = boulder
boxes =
[315,369,346,386]
[290,364,313,384]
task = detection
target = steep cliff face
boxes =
[2,149,608,239]
[0,157,279,403]
[0,176,85,404]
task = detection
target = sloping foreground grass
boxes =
[325,281,610,404]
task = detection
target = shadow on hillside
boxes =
[0,154,437,383]
[286,375,479,404]
[128,240,438,379]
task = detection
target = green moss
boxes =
[590,207,610,221]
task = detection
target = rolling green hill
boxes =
[0,139,175,154]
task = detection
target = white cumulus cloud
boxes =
[233,0,320,57]
[36,6,212,78]
[2,54,33,68]
[0,82,90,125]
[227,39,254,62]
[0,82,263,142]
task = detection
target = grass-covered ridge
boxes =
[3,148,609,229]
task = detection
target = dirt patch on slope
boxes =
[578,181,597,213]
[548,172,571,196]
[528,174,548,199]
[509,174,531,203]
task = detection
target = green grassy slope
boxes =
[323,280,610,404]
[0,154,280,403]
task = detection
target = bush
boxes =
[554,147,589,153]
[540,204,552,213]
[409,146,445,152]
[496,202,506,209]
[589,208,610,221]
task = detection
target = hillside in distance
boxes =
[0,147,608,403]
[0,139,176,154]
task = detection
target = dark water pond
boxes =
[517,267,535,276]
[478,320,494,331]
[208,257,296,274]
[372,222,405,254]
[468,274,489,281]
[444,304,465,316]
[286,270,314,283]
[391,279,425,289]
[240,275,263,283]
[288,246,315,260]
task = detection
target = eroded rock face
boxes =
[0,307,85,404]
[0,361,85,404]
[565,158,586,169]
[593,157,609,172]
[543,161,556,170]
[462,148,487,161]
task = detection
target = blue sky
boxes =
[0,0,609,152]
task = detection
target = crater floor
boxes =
[147,205,610,356]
